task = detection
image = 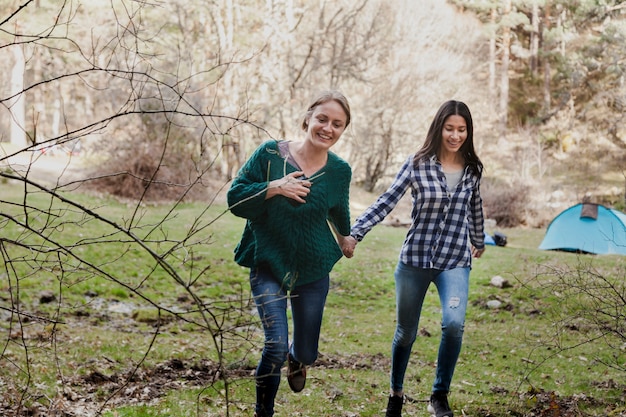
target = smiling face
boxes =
[440,114,468,156]
[305,100,348,150]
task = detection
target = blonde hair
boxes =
[301,90,351,131]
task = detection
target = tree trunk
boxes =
[542,2,552,113]
[530,3,539,76]
[10,45,27,147]
[489,8,497,101]
[499,0,511,138]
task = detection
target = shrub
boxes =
[482,178,531,227]
[85,143,209,202]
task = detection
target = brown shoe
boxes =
[287,353,306,392]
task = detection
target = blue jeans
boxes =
[250,267,329,416]
[390,262,470,394]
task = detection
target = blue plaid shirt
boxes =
[351,155,485,270]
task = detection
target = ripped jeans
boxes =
[390,262,470,394]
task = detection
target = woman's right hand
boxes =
[267,171,312,203]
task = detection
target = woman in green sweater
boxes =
[227,90,353,417]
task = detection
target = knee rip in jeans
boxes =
[448,296,461,308]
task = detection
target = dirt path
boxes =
[1,148,83,187]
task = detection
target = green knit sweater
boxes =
[227,140,351,289]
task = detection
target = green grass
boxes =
[1,182,624,416]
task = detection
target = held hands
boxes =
[331,225,357,259]
[341,235,358,258]
[269,171,312,203]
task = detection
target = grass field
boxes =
[0,181,624,416]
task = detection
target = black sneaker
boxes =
[385,394,404,417]
[427,392,453,417]
[287,353,306,392]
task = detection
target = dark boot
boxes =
[385,394,404,417]
[427,391,453,417]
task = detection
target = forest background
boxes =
[0,0,625,416]
[1,0,625,220]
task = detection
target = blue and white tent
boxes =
[539,203,626,255]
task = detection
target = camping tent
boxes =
[539,203,626,255]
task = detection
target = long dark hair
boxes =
[413,100,483,177]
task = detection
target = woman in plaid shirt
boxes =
[343,100,485,417]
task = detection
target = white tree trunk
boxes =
[489,8,497,101]
[499,0,511,138]
[10,45,27,147]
